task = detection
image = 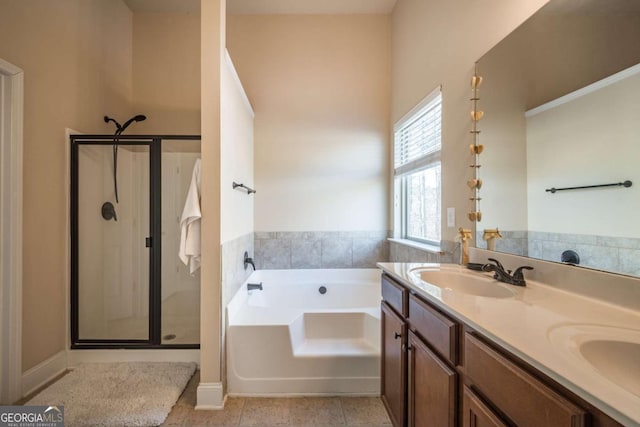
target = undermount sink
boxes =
[580,340,640,397]
[413,269,516,298]
[548,324,640,397]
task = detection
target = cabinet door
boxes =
[407,331,456,427]
[381,302,407,427]
[462,386,508,427]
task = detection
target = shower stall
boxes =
[70,135,201,348]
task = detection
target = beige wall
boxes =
[227,15,391,232]
[391,0,549,243]
[0,0,133,372]
[132,12,201,134]
[221,51,254,244]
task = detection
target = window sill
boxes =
[387,238,445,255]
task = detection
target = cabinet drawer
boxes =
[464,333,588,427]
[382,274,407,317]
[408,294,458,365]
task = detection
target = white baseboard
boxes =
[196,382,225,410]
[21,350,67,398]
[67,349,200,367]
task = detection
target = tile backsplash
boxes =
[389,239,459,264]
[254,231,390,269]
[475,230,640,277]
[475,230,529,257]
[221,232,254,307]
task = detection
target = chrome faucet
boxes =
[244,251,255,271]
[482,258,533,287]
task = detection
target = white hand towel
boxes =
[179,158,202,274]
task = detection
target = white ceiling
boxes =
[123,0,397,14]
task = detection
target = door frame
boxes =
[0,58,24,404]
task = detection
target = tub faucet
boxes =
[247,282,263,291]
[482,258,533,287]
[244,251,255,271]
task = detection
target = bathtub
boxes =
[226,268,382,395]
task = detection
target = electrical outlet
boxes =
[447,207,455,228]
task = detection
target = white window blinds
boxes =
[393,88,442,176]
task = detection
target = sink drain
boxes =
[163,334,176,341]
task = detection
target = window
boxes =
[394,88,442,245]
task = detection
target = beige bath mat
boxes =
[26,362,196,426]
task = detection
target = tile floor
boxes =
[162,372,392,427]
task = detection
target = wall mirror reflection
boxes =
[476,0,640,277]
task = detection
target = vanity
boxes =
[377,262,640,427]
[378,0,640,424]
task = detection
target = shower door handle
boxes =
[145,237,153,248]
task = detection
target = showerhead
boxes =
[117,114,147,135]
[104,113,147,204]
[104,115,122,131]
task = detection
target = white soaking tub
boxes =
[226,268,382,395]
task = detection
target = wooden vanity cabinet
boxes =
[380,273,623,427]
[381,302,407,427]
[464,332,588,427]
[381,273,458,427]
[407,330,456,427]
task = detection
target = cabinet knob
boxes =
[394,332,402,340]
[402,344,413,352]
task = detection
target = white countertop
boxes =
[378,262,640,427]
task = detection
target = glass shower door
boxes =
[74,142,151,342]
[160,140,201,345]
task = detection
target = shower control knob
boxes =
[394,332,402,340]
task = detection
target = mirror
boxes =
[476,0,640,277]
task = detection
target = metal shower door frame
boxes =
[69,134,200,349]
